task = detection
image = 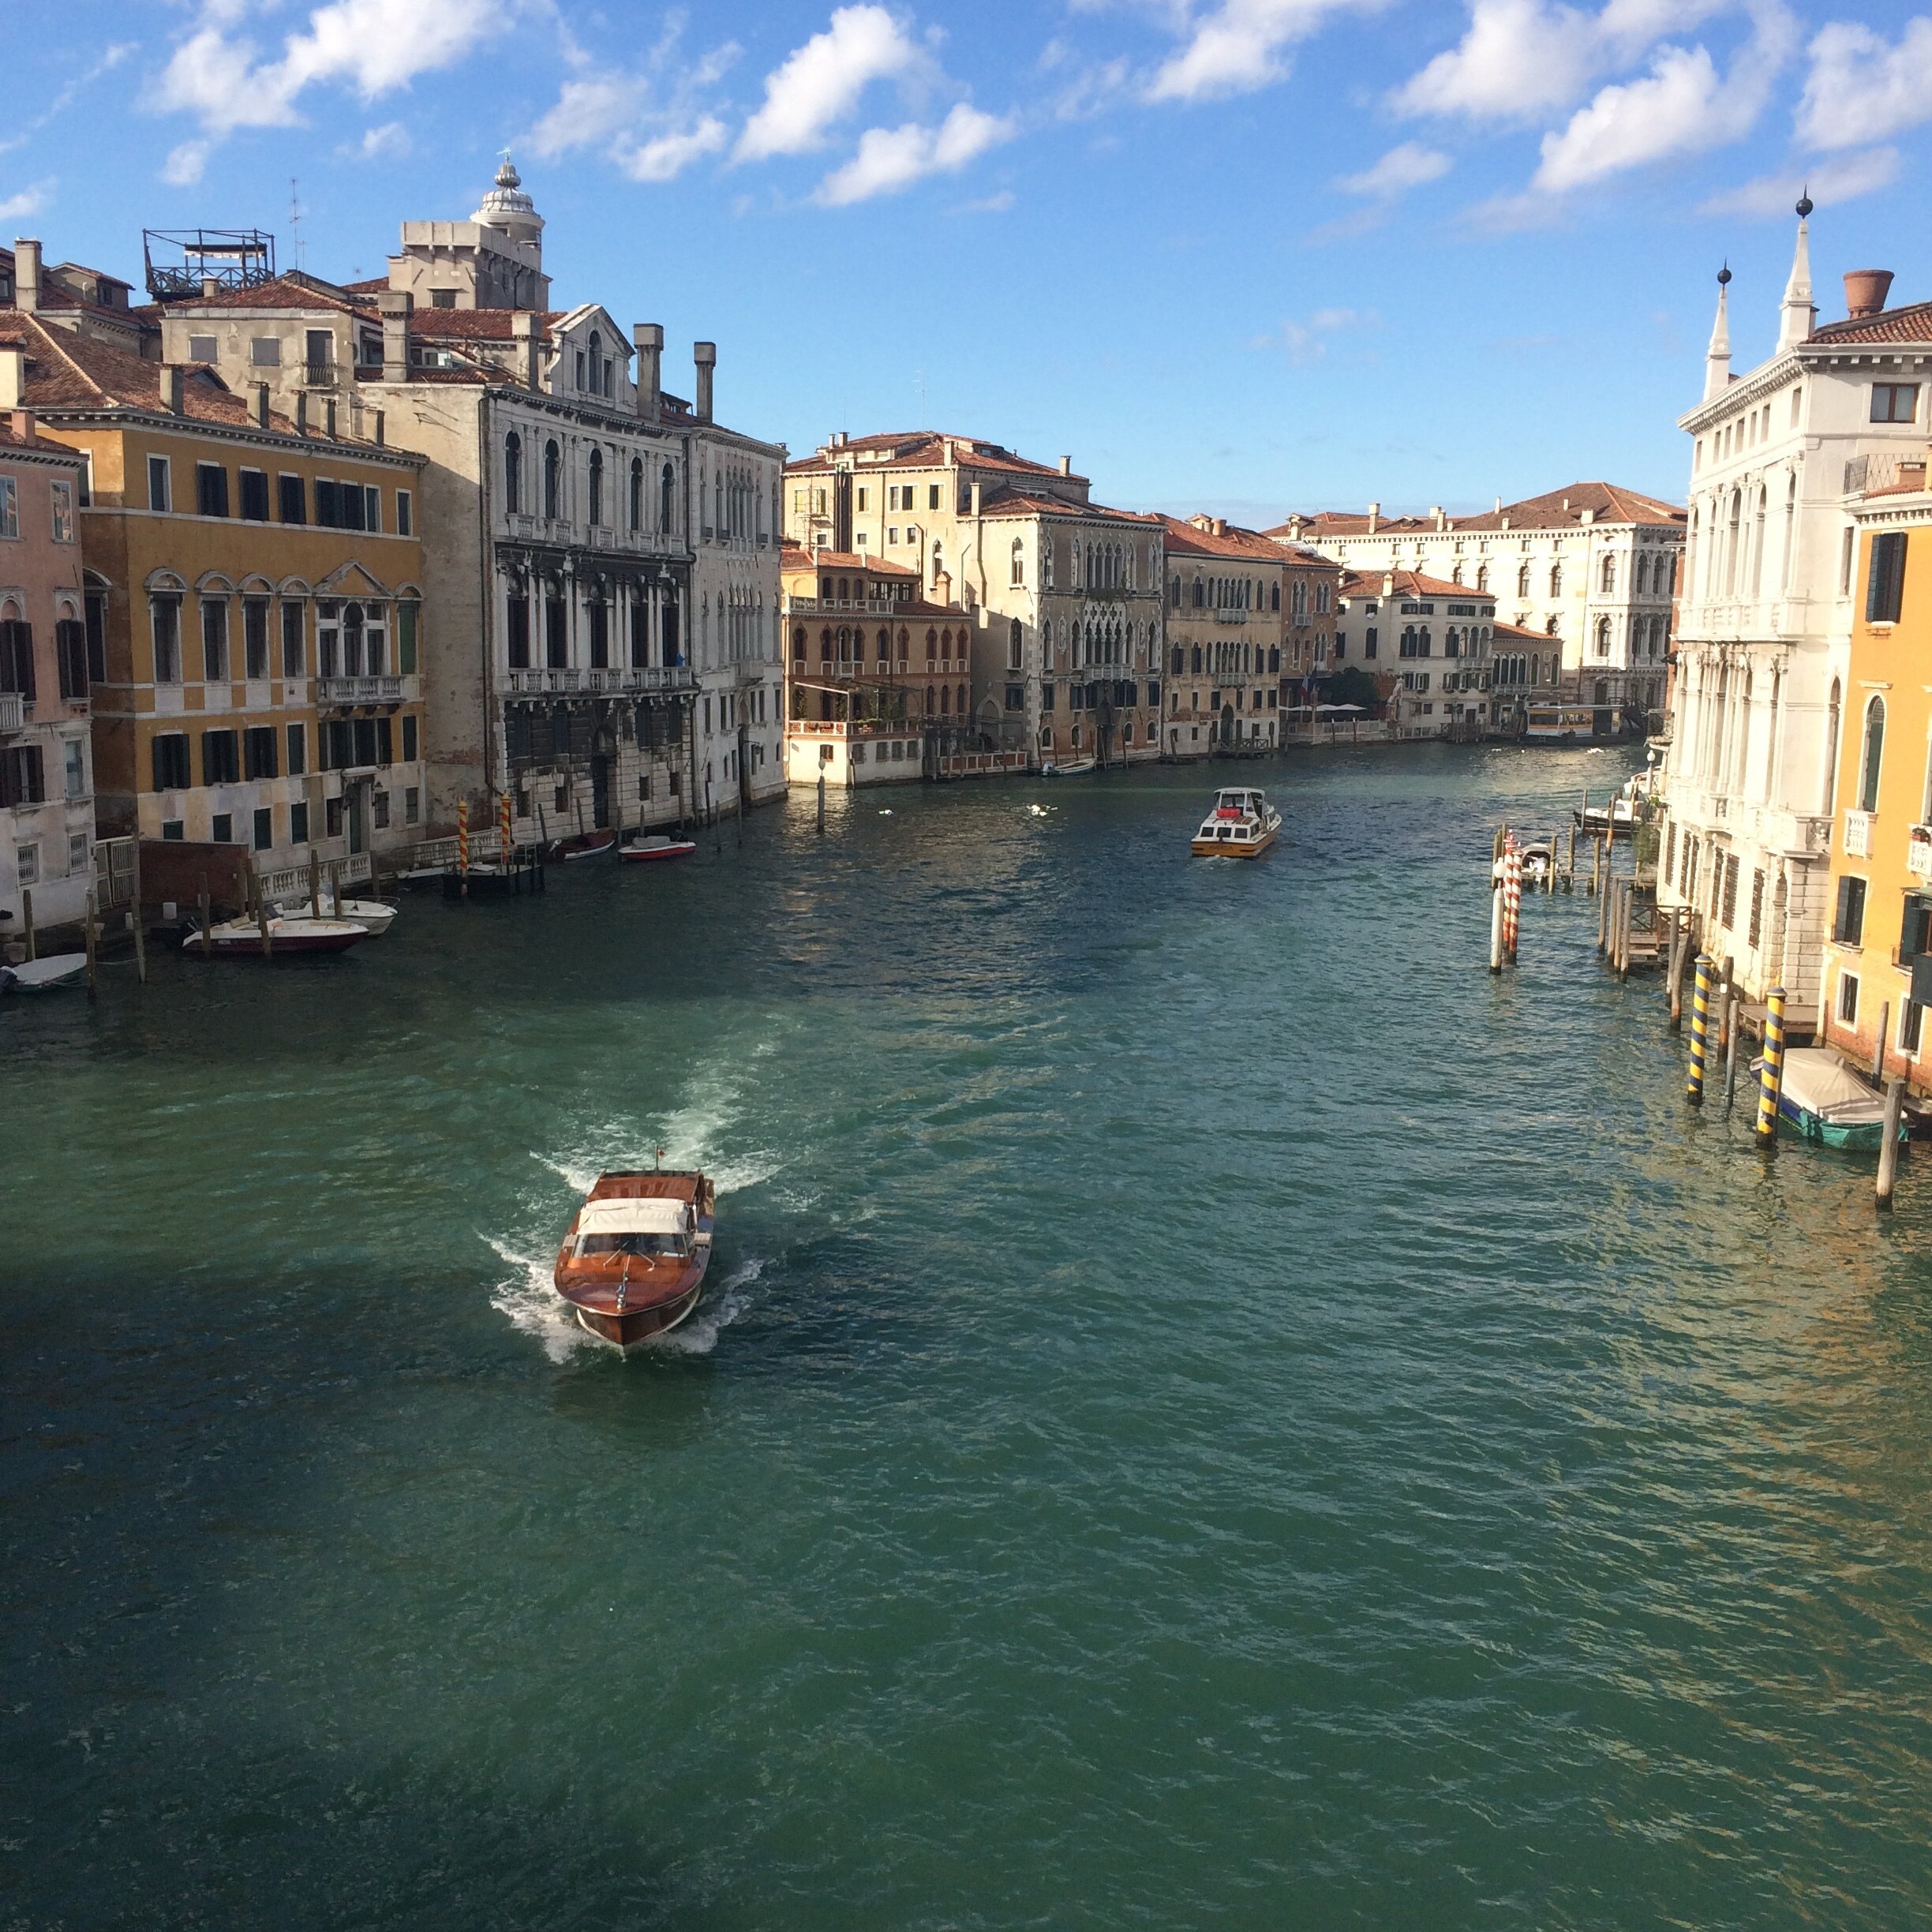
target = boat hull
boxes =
[619,839,696,863]
[1777,1095,1896,1151]
[1191,827,1278,858]
[185,919,369,956]
[552,833,618,862]
[570,1280,706,1350]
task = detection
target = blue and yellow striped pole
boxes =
[1687,953,1713,1106]
[1755,986,1786,1148]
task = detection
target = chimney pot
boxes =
[1058,455,1072,476]
[1368,500,1380,534]
[509,311,541,391]
[1844,268,1895,320]
[200,276,219,301]
[0,345,24,410]
[694,340,716,423]
[295,391,309,436]
[249,380,269,429]
[163,365,184,416]
[13,407,36,444]
[379,290,413,384]
[633,323,662,419]
[14,238,43,313]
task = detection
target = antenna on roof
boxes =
[290,178,303,273]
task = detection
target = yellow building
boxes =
[1822,454,1932,1084]
[15,316,427,866]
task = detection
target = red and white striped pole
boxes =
[1503,834,1522,964]
[458,797,470,901]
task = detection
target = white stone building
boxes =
[1658,207,1932,1011]
[1270,481,1683,732]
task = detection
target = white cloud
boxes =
[0,43,135,157]
[162,140,211,186]
[155,0,512,138]
[1335,141,1450,197]
[736,6,926,163]
[618,118,729,182]
[0,179,56,222]
[527,76,646,158]
[1148,0,1372,103]
[343,120,411,161]
[1252,305,1375,363]
[816,101,1013,204]
[957,188,1016,212]
[1392,0,1728,122]
[1697,144,1899,215]
[1796,17,1932,151]
[1530,3,1795,193]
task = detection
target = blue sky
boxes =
[5,2,1928,523]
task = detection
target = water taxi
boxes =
[1191,787,1282,859]
[1525,704,1597,744]
[552,1169,716,1350]
[619,833,696,863]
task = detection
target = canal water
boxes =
[6,747,1932,1930]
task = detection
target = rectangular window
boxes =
[162,819,184,841]
[1365,627,1378,659]
[1904,1000,1926,1055]
[364,485,381,534]
[1871,384,1920,424]
[201,600,229,682]
[353,717,379,767]
[405,787,420,824]
[0,476,16,539]
[398,601,417,673]
[63,738,84,798]
[373,789,390,829]
[188,334,217,363]
[253,806,273,852]
[152,597,182,683]
[290,799,309,843]
[50,480,74,542]
[13,841,37,884]
[1042,682,1055,713]
[396,489,413,537]
[152,732,190,791]
[545,596,567,668]
[148,455,171,512]
[286,722,306,776]
[244,725,278,780]
[250,336,282,366]
[1866,531,1908,624]
[84,592,107,685]
[69,829,89,873]
[55,618,88,698]
[506,594,530,669]
[928,484,940,510]
[1721,854,1739,929]
[200,728,240,784]
[315,478,339,527]
[196,462,230,519]
[243,599,270,679]
[280,601,305,677]
[212,811,232,844]
[278,473,306,525]
[402,713,418,762]
[1839,972,1860,1024]
[1833,874,1868,945]
[238,469,270,522]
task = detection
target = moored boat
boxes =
[552,1170,716,1350]
[182,915,369,956]
[1190,786,1282,859]
[1,953,88,992]
[619,833,696,863]
[1751,1046,1904,1151]
[549,830,618,862]
[1040,757,1097,777]
[279,896,398,935]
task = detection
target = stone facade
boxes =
[1158,515,1291,758]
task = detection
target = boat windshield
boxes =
[576,1232,687,1259]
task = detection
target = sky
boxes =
[4,1,1930,525]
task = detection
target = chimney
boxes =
[1213,518,1227,537]
[163,365,185,416]
[1431,504,1445,530]
[372,408,385,447]
[511,311,541,391]
[249,380,269,429]
[1368,500,1380,534]
[0,345,23,410]
[324,396,337,440]
[1845,269,1894,320]
[200,276,219,301]
[694,340,716,423]
[1382,570,1395,597]
[1058,455,1072,476]
[11,407,35,444]
[295,391,309,436]
[13,238,41,313]
[379,290,413,383]
[1494,496,1503,514]
[633,323,662,418]
[970,481,981,517]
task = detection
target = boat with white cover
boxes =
[183,915,370,957]
[1,953,88,992]
[1191,787,1282,859]
[1750,1047,1903,1151]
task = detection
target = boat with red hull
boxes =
[552,1170,715,1350]
[619,833,696,863]
[182,915,370,956]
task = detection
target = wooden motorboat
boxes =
[1750,1048,1904,1151]
[182,915,369,957]
[619,833,696,863]
[1191,786,1282,859]
[1,953,88,992]
[552,1170,716,1350]
[280,896,398,935]
[549,829,617,863]
[1040,757,1097,777]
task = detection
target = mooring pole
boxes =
[1489,874,1504,974]
[1722,987,1739,1109]
[1878,1077,1906,1208]
[84,889,98,1000]
[129,837,148,985]
[1755,986,1786,1148]
[199,882,212,959]
[817,771,826,836]
[1687,953,1713,1106]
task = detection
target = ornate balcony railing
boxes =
[1845,809,1874,859]
[505,665,697,696]
[0,691,24,735]
[317,674,405,706]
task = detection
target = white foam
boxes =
[483,1231,591,1363]
[647,1256,764,1355]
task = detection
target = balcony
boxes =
[1845,809,1874,859]
[301,361,337,389]
[317,674,406,706]
[1214,609,1249,625]
[505,665,697,696]
[0,691,22,736]
[1911,824,1932,882]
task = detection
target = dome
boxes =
[473,154,543,237]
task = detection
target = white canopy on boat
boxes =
[578,1197,690,1237]
[1777,1048,1888,1123]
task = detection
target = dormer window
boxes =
[430,290,456,309]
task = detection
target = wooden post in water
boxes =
[1597,841,1611,953]
[309,849,320,918]
[256,876,273,958]
[1687,953,1713,1105]
[1566,822,1576,893]
[1489,874,1504,974]
[458,797,470,903]
[129,837,147,985]
[84,889,97,1000]
[21,887,33,963]
[817,771,826,836]
[1872,1004,1889,1084]
[1877,1077,1906,1208]
[1722,988,1739,1109]
[198,882,212,958]
[1755,987,1786,1148]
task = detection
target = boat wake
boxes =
[646,1257,763,1355]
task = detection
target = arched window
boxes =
[1595,616,1612,657]
[819,627,832,663]
[1600,553,1616,593]
[659,462,675,534]
[1548,563,1563,597]
[1860,695,1885,814]
[1451,563,1464,586]
[1011,538,1024,587]
[926,627,938,663]
[1517,562,1530,597]
[543,440,561,521]
[1009,618,1023,668]
[588,448,604,526]
[629,457,643,532]
[1191,643,1203,674]
[792,625,806,662]
[1192,578,1204,608]
[1724,489,1742,594]
[504,432,522,514]
[878,627,891,662]
[1271,582,1281,612]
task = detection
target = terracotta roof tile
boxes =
[1338,566,1494,602]
[978,488,1159,526]
[158,273,375,317]
[780,545,918,576]
[1808,300,1932,347]
[786,432,1084,483]
[1160,514,1295,563]
[407,307,567,341]
[1270,481,1683,538]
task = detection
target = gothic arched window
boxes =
[504,432,522,514]
[543,440,561,521]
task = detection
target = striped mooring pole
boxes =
[458,797,470,901]
[1503,837,1522,963]
[1687,953,1713,1106]
[1755,987,1786,1147]
[500,788,512,865]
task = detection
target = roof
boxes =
[1160,514,1292,564]
[1492,620,1551,642]
[977,488,1159,526]
[1808,300,1932,347]
[156,272,375,318]
[1269,481,1684,539]
[1339,567,1494,603]
[779,545,917,576]
[578,1198,690,1237]
[407,307,567,341]
[787,431,1084,483]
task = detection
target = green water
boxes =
[6,748,1932,1930]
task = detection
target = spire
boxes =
[1704,262,1732,402]
[1777,190,1816,354]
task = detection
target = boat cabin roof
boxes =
[578,1198,690,1237]
[1215,788,1266,809]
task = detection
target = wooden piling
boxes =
[1489,876,1504,974]
[84,889,97,1000]
[1755,986,1786,1148]
[256,867,273,960]
[1878,1077,1906,1208]
[1872,1004,1889,1084]
[198,883,212,958]
[1687,953,1713,1105]
[1722,989,1739,1109]
[21,886,34,962]
[129,837,147,985]
[1597,844,1611,952]
[309,848,321,919]
[1566,822,1576,893]
[817,772,826,835]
